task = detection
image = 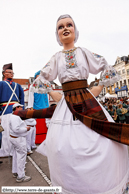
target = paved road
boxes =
[0,147,54,194]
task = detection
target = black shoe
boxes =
[0,161,3,164]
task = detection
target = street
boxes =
[0,147,54,194]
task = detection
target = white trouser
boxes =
[26,130,32,152]
[31,126,36,149]
[0,114,12,157]
[26,126,36,152]
[10,136,27,179]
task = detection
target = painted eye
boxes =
[67,23,73,27]
[58,25,64,30]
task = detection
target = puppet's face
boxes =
[57,18,75,45]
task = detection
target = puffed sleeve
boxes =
[31,53,58,94]
[81,47,108,74]
[81,47,121,87]
[99,65,121,87]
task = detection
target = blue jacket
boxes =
[0,81,24,115]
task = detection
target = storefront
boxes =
[115,85,128,98]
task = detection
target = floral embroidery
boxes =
[32,80,51,90]
[100,68,118,82]
[63,47,77,69]
[43,62,50,69]
[99,65,121,87]
[122,182,129,194]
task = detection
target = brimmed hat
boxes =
[12,103,23,110]
[2,63,13,73]
[25,106,31,109]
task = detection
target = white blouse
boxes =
[31,47,120,93]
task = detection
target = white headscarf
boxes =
[56,14,79,46]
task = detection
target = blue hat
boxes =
[34,70,40,79]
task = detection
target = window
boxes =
[122,69,125,74]
[127,69,129,75]
[124,80,126,85]
[118,71,121,75]
[120,81,122,87]
[104,88,106,95]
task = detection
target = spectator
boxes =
[107,104,115,120]
[125,100,129,124]
[117,104,126,123]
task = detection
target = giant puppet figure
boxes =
[0,63,24,157]
[27,71,49,144]
[13,15,129,193]
[28,70,49,110]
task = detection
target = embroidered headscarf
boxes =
[56,14,79,46]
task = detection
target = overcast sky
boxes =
[0,0,129,85]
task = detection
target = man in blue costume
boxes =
[28,71,49,144]
[0,63,24,157]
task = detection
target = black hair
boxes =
[13,106,20,111]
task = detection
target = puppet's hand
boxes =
[49,91,62,102]
[99,65,121,87]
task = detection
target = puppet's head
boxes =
[56,14,79,46]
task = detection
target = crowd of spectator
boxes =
[100,97,129,124]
